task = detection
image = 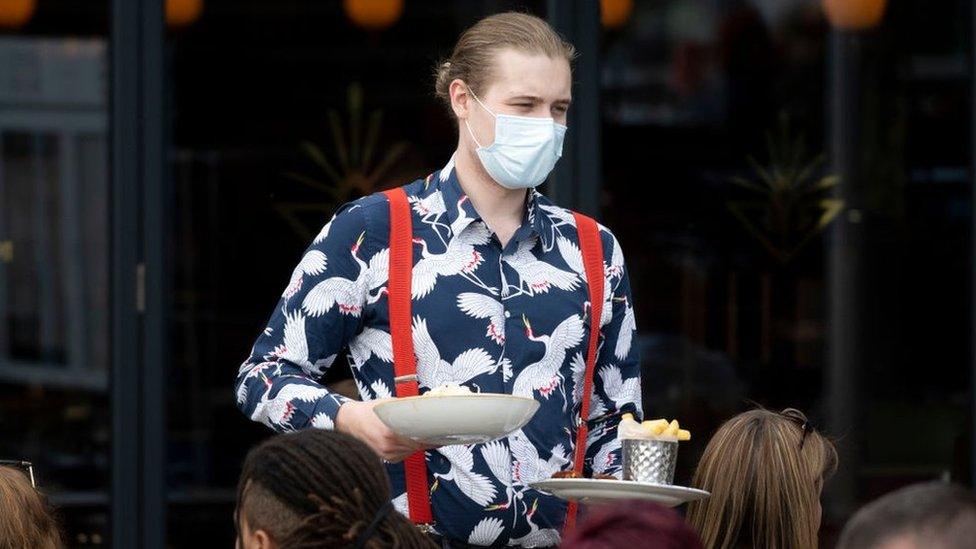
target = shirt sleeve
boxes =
[234,202,374,432]
[584,229,643,478]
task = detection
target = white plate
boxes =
[373,393,540,446]
[529,478,710,507]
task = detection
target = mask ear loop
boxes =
[464,118,485,149]
[468,88,497,117]
[463,85,495,149]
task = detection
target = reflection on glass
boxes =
[0,15,109,547]
[600,0,972,542]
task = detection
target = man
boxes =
[235,12,642,547]
[837,481,976,549]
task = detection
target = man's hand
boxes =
[335,400,427,462]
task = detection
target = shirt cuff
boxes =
[309,392,352,430]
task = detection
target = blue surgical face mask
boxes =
[464,90,568,190]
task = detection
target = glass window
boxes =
[0,2,111,546]
[600,0,972,543]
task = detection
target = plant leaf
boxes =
[367,141,409,186]
[348,83,363,166]
[794,154,825,190]
[746,156,776,190]
[815,198,845,230]
[730,176,771,195]
[327,110,350,172]
[727,201,788,263]
[803,175,841,194]
[362,110,383,169]
[299,142,343,185]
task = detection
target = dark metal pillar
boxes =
[111,0,166,546]
[971,0,976,490]
[826,31,865,519]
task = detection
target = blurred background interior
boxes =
[0,0,972,546]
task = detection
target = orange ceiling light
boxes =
[822,0,887,31]
[0,0,36,29]
[166,0,203,28]
[344,0,404,31]
[601,0,633,29]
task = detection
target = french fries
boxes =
[643,419,669,435]
[620,414,691,441]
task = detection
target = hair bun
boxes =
[435,60,453,99]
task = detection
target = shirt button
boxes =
[505,311,511,318]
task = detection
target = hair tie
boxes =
[352,501,393,549]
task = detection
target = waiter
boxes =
[236,12,642,548]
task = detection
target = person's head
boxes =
[561,501,704,549]
[0,465,62,549]
[435,12,576,189]
[234,429,434,549]
[686,407,838,549]
[837,481,976,549]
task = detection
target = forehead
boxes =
[484,48,572,100]
[875,536,922,549]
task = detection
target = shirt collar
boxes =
[526,189,554,249]
[432,155,554,248]
[434,156,481,236]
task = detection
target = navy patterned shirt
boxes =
[236,157,643,547]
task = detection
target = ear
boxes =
[253,529,277,549]
[237,519,277,549]
[449,78,471,121]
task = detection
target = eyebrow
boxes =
[507,95,572,105]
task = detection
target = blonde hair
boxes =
[0,466,62,549]
[686,408,838,549]
[434,12,576,110]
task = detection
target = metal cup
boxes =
[622,438,678,485]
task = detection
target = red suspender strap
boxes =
[382,188,434,525]
[565,212,605,532]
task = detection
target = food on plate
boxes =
[426,383,474,396]
[552,470,583,479]
[549,471,616,481]
[620,414,691,442]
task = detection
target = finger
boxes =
[382,430,421,449]
[383,448,414,462]
[390,442,423,456]
[398,436,426,449]
[379,438,418,456]
[377,444,404,461]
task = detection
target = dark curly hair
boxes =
[235,429,434,549]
